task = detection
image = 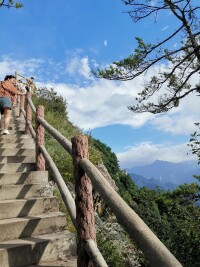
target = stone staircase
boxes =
[0,107,77,267]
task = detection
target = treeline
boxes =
[92,139,200,267]
[33,87,200,267]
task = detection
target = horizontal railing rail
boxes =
[16,72,183,267]
[19,102,107,267]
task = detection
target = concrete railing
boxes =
[16,73,183,267]
[17,95,107,267]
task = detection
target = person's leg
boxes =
[0,97,12,134]
[3,107,11,132]
[0,99,3,120]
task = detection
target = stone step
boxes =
[0,171,48,185]
[0,212,67,242]
[8,127,25,131]
[0,155,35,164]
[10,117,25,122]
[9,130,26,134]
[0,133,32,139]
[0,126,25,131]
[0,148,35,156]
[0,230,77,267]
[0,197,59,219]
[27,258,77,267]
[7,121,25,125]
[0,163,35,173]
[0,143,35,149]
[0,121,26,127]
[0,137,34,143]
[8,129,26,134]
[0,183,51,200]
[9,125,25,129]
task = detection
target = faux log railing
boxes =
[17,88,183,267]
[19,93,107,267]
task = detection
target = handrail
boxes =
[18,81,183,267]
[19,107,76,224]
[26,97,72,155]
[38,117,72,156]
[19,104,107,267]
[27,120,36,140]
[26,96,36,113]
[39,144,76,225]
[79,159,182,267]
[85,239,108,267]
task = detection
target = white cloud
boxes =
[1,56,199,136]
[79,57,93,80]
[104,40,107,47]
[66,56,94,80]
[151,102,199,135]
[91,59,99,68]
[117,142,196,168]
[0,56,199,169]
[36,60,199,138]
[66,57,80,75]
[48,77,155,130]
[161,25,169,31]
[0,56,43,79]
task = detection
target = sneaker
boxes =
[3,129,10,135]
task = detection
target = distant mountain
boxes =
[131,173,178,190]
[127,160,200,189]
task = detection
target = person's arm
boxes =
[2,81,22,95]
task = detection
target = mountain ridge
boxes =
[127,160,200,189]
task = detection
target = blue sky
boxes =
[0,0,199,168]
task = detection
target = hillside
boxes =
[33,87,200,267]
[130,173,178,190]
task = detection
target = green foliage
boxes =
[32,87,200,267]
[91,138,200,266]
[114,170,138,207]
[95,0,200,114]
[188,123,200,165]
[97,232,130,267]
[53,188,76,234]
[0,0,23,8]
[32,87,102,183]
[91,138,119,177]
[132,185,200,267]
[32,87,74,183]
[91,138,138,207]
[34,87,68,119]
[188,122,200,180]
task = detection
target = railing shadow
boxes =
[0,237,49,266]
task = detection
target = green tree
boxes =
[0,0,23,8]
[133,184,200,267]
[92,138,120,177]
[95,0,200,114]
[95,0,200,177]
[32,87,200,266]
[188,122,200,165]
[35,87,68,119]
[32,87,102,183]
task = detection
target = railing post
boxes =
[25,92,32,135]
[19,94,25,118]
[36,105,45,171]
[71,135,96,267]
